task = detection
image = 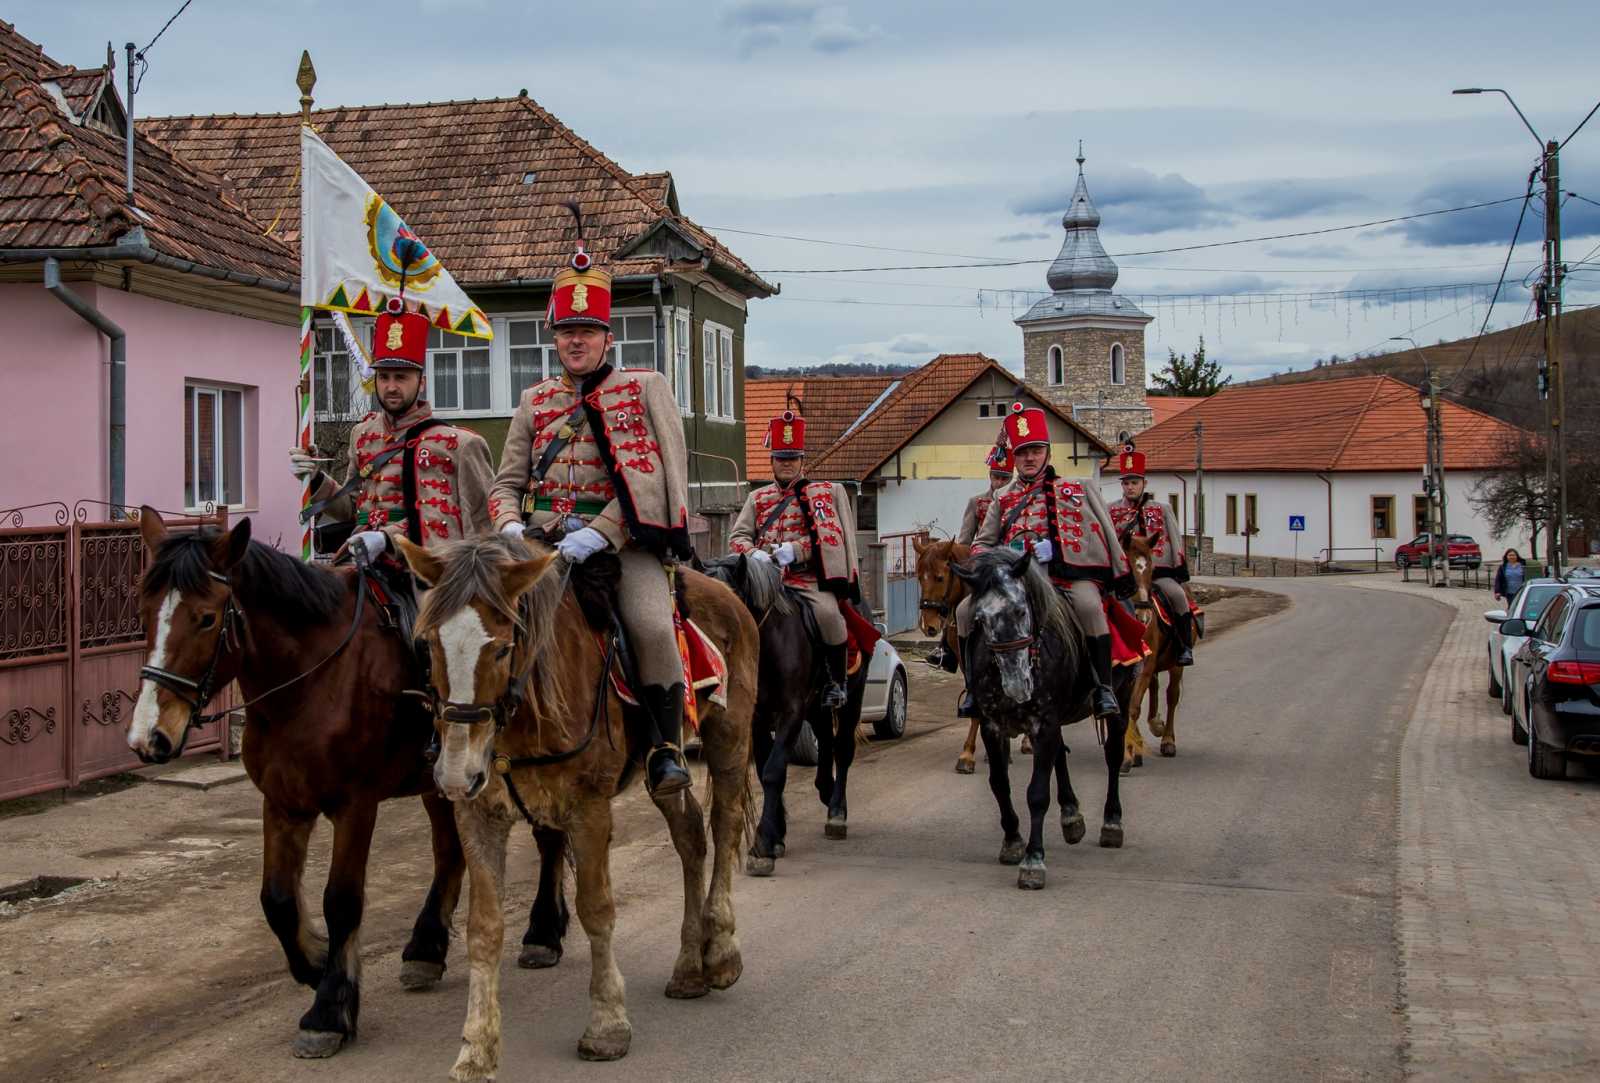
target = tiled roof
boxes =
[1145,395,1204,429]
[0,20,296,282]
[1138,374,1529,474]
[744,375,895,481]
[139,98,770,294]
[806,354,1111,481]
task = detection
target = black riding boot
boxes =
[1174,613,1196,667]
[821,644,849,709]
[1089,634,1122,721]
[957,634,976,718]
[641,683,692,797]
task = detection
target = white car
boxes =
[790,632,909,766]
[1484,579,1563,714]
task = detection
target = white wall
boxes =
[877,477,983,540]
[1100,470,1535,563]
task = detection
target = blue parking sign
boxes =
[1288,515,1306,532]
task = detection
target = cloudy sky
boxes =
[19,0,1600,381]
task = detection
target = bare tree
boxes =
[1468,429,1550,562]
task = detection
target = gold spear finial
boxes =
[296,50,317,124]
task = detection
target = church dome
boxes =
[1044,167,1119,292]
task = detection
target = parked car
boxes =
[1484,578,1564,713]
[1504,583,1600,779]
[1395,533,1482,570]
[790,631,909,767]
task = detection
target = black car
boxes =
[1504,583,1600,780]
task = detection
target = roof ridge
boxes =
[140,96,531,124]
[128,121,296,258]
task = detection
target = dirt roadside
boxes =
[0,584,1283,1082]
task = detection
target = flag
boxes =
[299,127,491,339]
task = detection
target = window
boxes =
[1371,495,1396,539]
[427,329,491,413]
[1110,342,1126,385]
[702,325,718,418]
[1413,494,1430,536]
[718,328,735,420]
[609,313,658,372]
[1169,493,1180,520]
[508,318,552,399]
[1225,494,1238,535]
[185,385,244,509]
[1244,493,1258,534]
[313,325,353,419]
[1534,594,1568,642]
[1048,344,1065,386]
[673,311,692,413]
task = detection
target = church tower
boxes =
[1017,148,1153,441]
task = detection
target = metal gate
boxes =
[879,530,928,635]
[1,502,233,801]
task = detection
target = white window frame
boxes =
[185,382,247,513]
[608,309,659,374]
[673,310,693,416]
[1109,342,1126,386]
[312,318,374,421]
[426,328,494,417]
[718,327,735,422]
[505,315,554,403]
[702,319,736,423]
[1048,344,1065,386]
[703,323,720,420]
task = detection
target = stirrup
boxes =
[821,681,848,709]
[924,645,947,669]
[1093,688,1122,722]
[1176,646,1195,667]
[957,691,975,718]
[646,743,691,796]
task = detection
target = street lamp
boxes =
[1452,88,1544,147]
[1392,336,1449,586]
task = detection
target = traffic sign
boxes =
[1288,515,1306,532]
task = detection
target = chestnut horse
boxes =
[126,510,475,1059]
[912,536,1031,773]
[398,535,755,1079]
[1122,530,1197,765]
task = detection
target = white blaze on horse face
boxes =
[126,591,181,753]
[434,606,493,799]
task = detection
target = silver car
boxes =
[790,632,909,766]
[1485,579,1563,714]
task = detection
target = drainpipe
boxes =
[1315,472,1333,565]
[45,258,127,517]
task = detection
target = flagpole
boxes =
[296,51,317,562]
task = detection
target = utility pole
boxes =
[1421,368,1437,587]
[1193,421,1205,563]
[1541,137,1566,577]
[1431,368,1449,587]
[1096,390,1106,445]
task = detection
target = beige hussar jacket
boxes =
[956,489,1001,546]
[1108,495,1190,581]
[973,465,1130,585]
[729,478,860,595]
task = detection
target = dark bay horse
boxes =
[399,535,755,1076]
[955,548,1132,890]
[126,510,472,1058]
[701,552,868,876]
[1123,530,1199,763]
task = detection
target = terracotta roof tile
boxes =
[139,98,769,293]
[1138,374,1529,474]
[1145,395,1204,429]
[0,20,296,283]
[744,375,895,480]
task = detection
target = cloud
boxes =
[721,1,878,56]
[722,0,818,27]
[811,7,881,52]
[1263,243,1356,260]
[886,333,938,354]
[1229,179,1369,220]
[823,332,963,366]
[1010,167,1230,234]
[996,230,1052,243]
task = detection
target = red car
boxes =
[1395,533,1482,570]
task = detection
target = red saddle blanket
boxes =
[1105,598,1152,667]
[603,613,727,734]
[841,598,880,675]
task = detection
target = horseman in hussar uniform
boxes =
[489,205,695,797]
[729,410,860,710]
[957,402,1131,722]
[957,441,1014,546]
[1107,444,1195,666]
[291,279,495,554]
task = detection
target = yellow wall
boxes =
[886,442,1095,480]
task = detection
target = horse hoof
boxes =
[577,1027,632,1062]
[665,975,709,1000]
[998,837,1025,865]
[1133,753,1144,767]
[745,854,776,877]
[824,818,848,840]
[399,959,445,989]
[1099,822,1125,849]
[1119,760,1133,776]
[1061,810,1086,846]
[292,1029,347,1059]
[955,759,975,775]
[703,944,743,990]
[1160,741,1176,757]
[517,944,561,970]
[1017,858,1046,890]
[772,841,786,858]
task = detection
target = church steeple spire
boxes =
[1045,146,1118,293]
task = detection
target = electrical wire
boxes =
[133,0,194,92]
[1440,167,1541,391]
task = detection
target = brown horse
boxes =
[1122,530,1194,765]
[126,510,467,1059]
[397,535,755,1079]
[913,536,1031,772]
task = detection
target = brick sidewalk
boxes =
[1351,579,1600,1080]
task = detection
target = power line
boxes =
[1442,166,1541,391]
[750,196,1530,274]
[132,0,194,92]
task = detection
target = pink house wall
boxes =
[0,282,301,544]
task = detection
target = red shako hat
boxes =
[1002,401,1050,451]
[547,201,612,330]
[764,411,806,459]
[986,436,1015,474]
[1117,444,1146,478]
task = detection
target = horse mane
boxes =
[702,553,795,619]
[142,529,347,625]
[416,534,579,724]
[966,548,1077,646]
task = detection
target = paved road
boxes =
[3,579,1446,1082]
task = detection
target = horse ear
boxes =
[1013,547,1034,576]
[209,518,251,571]
[912,534,927,555]
[394,535,443,586]
[503,551,559,600]
[137,506,167,553]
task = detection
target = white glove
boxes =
[557,527,610,564]
[350,530,388,557]
[501,521,526,539]
[289,447,322,480]
[773,542,797,567]
[748,548,773,564]
[1031,538,1054,563]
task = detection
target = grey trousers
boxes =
[956,577,1108,639]
[1152,577,1189,620]
[617,549,682,688]
[793,583,847,646]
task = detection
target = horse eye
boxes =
[495,645,511,661]
[197,613,217,630]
